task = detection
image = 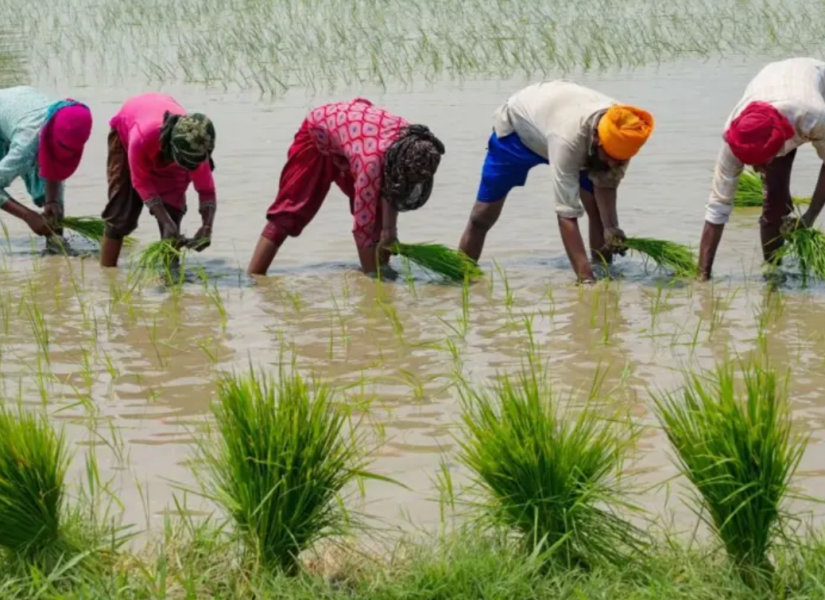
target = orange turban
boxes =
[597,105,655,161]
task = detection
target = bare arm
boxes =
[698,221,725,280]
[593,185,619,230]
[1,197,50,236]
[558,216,595,282]
[381,198,398,235]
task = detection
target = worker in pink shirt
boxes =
[100,93,217,267]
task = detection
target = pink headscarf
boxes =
[723,101,795,166]
[38,102,93,182]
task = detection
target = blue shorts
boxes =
[476,131,594,202]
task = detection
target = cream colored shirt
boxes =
[707,57,825,224]
[492,80,627,219]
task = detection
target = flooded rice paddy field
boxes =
[2,0,825,534]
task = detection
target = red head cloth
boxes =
[39,103,93,182]
[723,101,795,166]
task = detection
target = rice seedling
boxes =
[734,169,810,208]
[457,357,645,567]
[652,360,806,586]
[130,240,185,284]
[392,242,483,283]
[0,402,70,559]
[772,225,825,287]
[621,237,698,278]
[197,366,379,574]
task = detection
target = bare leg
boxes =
[558,216,595,282]
[248,237,280,275]
[100,235,123,268]
[459,199,505,261]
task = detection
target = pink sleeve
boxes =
[192,161,217,207]
[351,155,382,249]
[127,137,160,203]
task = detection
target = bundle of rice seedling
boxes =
[60,216,106,244]
[734,169,810,208]
[198,367,374,573]
[622,237,698,278]
[773,226,825,287]
[653,361,805,586]
[391,242,483,282]
[131,239,184,282]
[457,361,645,568]
[61,216,135,246]
[0,403,70,560]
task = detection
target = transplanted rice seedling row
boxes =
[9,0,825,94]
[0,350,813,594]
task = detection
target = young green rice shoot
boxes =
[622,237,698,278]
[197,366,376,573]
[0,402,70,560]
[457,357,645,567]
[392,242,483,282]
[652,360,806,585]
[131,239,185,283]
[773,225,825,287]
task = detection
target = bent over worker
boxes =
[0,86,92,238]
[100,93,217,267]
[458,81,654,282]
[699,57,825,280]
[247,98,445,276]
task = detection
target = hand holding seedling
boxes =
[187,226,212,252]
[603,227,627,256]
[781,214,810,236]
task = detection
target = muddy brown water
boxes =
[2,57,825,536]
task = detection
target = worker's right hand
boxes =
[26,213,52,237]
[150,202,183,245]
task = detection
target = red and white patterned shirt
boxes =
[307,98,407,248]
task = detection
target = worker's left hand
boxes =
[781,214,810,236]
[604,227,627,256]
[42,201,63,228]
[188,225,212,252]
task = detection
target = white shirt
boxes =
[706,57,825,224]
[492,81,627,219]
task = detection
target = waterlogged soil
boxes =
[2,58,825,532]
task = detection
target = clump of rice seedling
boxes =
[392,242,483,282]
[130,239,186,284]
[61,216,135,247]
[198,367,375,574]
[0,402,70,560]
[653,360,806,586]
[457,358,645,568]
[734,169,810,208]
[621,237,698,278]
[773,226,825,287]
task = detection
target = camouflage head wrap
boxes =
[382,125,445,212]
[160,111,216,171]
